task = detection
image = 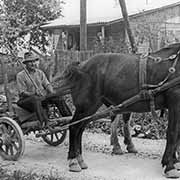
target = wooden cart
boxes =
[0,53,72,161]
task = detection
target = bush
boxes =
[86,111,168,140]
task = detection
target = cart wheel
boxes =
[42,99,71,146]
[42,129,67,146]
[0,117,25,161]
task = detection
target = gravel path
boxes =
[0,131,168,180]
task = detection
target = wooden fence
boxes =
[54,50,95,74]
[0,50,97,84]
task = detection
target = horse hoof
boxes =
[77,155,88,169]
[127,145,138,153]
[112,148,123,155]
[78,160,88,169]
[69,158,81,172]
[174,162,180,170]
[165,169,180,178]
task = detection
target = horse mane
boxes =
[62,61,92,86]
[150,43,180,58]
[62,61,81,80]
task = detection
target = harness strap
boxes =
[139,55,147,91]
[139,55,158,120]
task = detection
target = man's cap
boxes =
[22,52,39,64]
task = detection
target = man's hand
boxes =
[35,89,43,96]
[47,84,55,94]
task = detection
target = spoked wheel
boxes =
[42,129,67,146]
[42,100,71,146]
[0,117,25,160]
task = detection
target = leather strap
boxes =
[139,55,158,120]
[139,55,148,90]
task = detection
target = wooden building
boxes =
[41,2,180,54]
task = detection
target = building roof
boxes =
[41,0,180,29]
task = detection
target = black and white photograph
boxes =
[1,0,180,179]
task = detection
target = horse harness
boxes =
[139,51,180,120]
[101,50,180,120]
[42,49,180,131]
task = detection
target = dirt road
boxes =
[0,132,169,180]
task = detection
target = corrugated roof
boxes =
[41,0,180,29]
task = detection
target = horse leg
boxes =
[167,117,180,170]
[161,92,180,178]
[102,99,123,155]
[76,102,103,169]
[110,114,123,155]
[68,101,102,171]
[68,110,84,172]
[123,113,138,153]
[76,122,89,169]
[171,129,180,170]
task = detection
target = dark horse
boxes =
[57,43,180,178]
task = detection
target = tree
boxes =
[0,0,64,54]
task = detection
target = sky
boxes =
[42,0,180,27]
[61,0,180,23]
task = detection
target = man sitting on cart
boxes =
[16,52,71,127]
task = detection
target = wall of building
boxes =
[106,22,127,52]
[130,4,180,53]
[86,22,126,52]
[50,4,180,54]
[87,25,102,50]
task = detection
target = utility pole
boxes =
[118,0,137,53]
[80,0,87,61]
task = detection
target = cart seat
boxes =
[12,103,36,122]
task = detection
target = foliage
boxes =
[86,109,168,140]
[93,37,129,53]
[131,111,168,139]
[133,21,161,52]
[0,0,64,54]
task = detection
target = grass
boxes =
[0,167,68,180]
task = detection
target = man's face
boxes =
[34,59,40,68]
[25,60,39,71]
